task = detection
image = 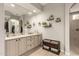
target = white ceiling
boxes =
[40,3,47,6]
[4,3,42,16]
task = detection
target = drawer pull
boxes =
[16,39,18,41]
[19,39,20,40]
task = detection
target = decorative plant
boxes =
[24,21,29,26]
[42,21,52,28]
[27,24,32,28]
[47,15,54,21]
[48,23,52,27]
[55,17,61,23]
[42,22,47,26]
[25,21,32,29]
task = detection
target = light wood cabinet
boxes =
[5,34,42,56]
[38,35,42,45]
[5,39,19,56]
[18,38,27,55]
[26,37,32,51]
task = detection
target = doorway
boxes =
[70,3,79,55]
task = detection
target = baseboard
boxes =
[21,45,41,56]
[65,51,70,56]
[61,49,64,53]
[60,50,71,56]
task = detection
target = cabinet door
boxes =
[18,38,27,55]
[27,36,33,50]
[5,39,19,56]
[34,35,39,46]
[34,35,42,46]
[26,37,30,51]
[30,36,35,48]
[38,35,42,45]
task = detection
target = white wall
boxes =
[0,4,5,56]
[65,3,73,55]
[24,3,65,52]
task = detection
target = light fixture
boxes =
[33,10,36,13]
[72,14,79,20]
[28,12,32,15]
[10,4,15,7]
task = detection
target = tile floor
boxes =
[23,47,64,56]
[70,42,79,56]
[70,48,79,56]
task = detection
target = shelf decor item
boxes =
[55,17,61,23]
[26,21,32,29]
[38,22,41,26]
[27,24,32,28]
[42,21,52,28]
[47,15,54,21]
[26,21,30,24]
[33,23,35,27]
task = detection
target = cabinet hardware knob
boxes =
[19,39,20,40]
[16,39,18,41]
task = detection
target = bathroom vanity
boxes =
[5,34,42,56]
[4,3,43,56]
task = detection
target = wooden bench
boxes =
[42,39,60,55]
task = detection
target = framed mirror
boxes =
[5,10,23,36]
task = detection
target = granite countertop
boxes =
[5,33,41,41]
